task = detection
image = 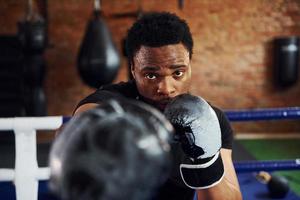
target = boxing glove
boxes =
[49,98,173,200]
[164,94,224,189]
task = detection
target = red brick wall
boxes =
[1,0,300,134]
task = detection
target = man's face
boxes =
[131,43,192,110]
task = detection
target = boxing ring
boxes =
[0,107,300,200]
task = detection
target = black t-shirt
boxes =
[75,80,234,200]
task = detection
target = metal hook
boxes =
[26,0,33,20]
[94,0,101,11]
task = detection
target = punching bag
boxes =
[23,54,46,87]
[274,36,299,87]
[77,0,120,88]
[18,0,47,54]
[24,86,47,116]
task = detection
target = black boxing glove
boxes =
[164,94,224,189]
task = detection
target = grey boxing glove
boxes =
[49,98,173,200]
[164,94,224,189]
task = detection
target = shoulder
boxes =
[100,80,138,97]
[90,80,137,100]
[74,81,138,114]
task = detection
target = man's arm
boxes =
[73,103,99,115]
[196,148,242,200]
[73,90,124,115]
[55,103,99,136]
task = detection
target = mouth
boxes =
[155,99,172,110]
[156,103,167,110]
[141,96,172,110]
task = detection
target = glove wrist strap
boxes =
[180,151,224,189]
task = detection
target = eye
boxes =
[174,70,184,77]
[145,73,157,80]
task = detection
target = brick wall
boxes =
[1,0,300,134]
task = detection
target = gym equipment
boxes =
[274,36,299,87]
[77,0,120,88]
[256,171,290,198]
[24,87,47,116]
[235,159,300,173]
[49,99,172,200]
[18,0,47,53]
[164,94,224,189]
[23,55,46,87]
[225,107,300,121]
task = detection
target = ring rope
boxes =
[234,159,300,173]
[65,106,300,122]
[225,107,300,121]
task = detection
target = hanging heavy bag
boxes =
[274,36,299,87]
[24,86,47,116]
[23,54,46,87]
[18,0,47,54]
[77,0,120,88]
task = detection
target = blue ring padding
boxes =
[225,107,300,121]
[234,159,300,173]
[62,107,300,122]
[62,116,70,124]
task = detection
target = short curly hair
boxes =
[126,12,193,65]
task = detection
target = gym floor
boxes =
[237,138,300,196]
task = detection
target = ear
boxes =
[131,63,136,79]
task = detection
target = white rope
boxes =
[0,116,64,200]
[0,169,15,181]
[0,116,63,131]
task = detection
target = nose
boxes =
[157,77,176,97]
